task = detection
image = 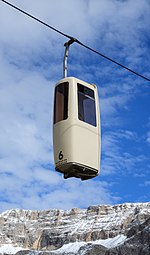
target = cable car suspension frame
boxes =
[63,38,77,78]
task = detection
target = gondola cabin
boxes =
[53,77,100,180]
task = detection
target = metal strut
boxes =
[63,38,77,78]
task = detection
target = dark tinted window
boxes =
[54,82,69,124]
[78,83,96,126]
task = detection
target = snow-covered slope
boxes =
[0,235,126,254]
[51,234,126,254]
[0,202,150,255]
[0,244,24,255]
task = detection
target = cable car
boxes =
[53,76,100,180]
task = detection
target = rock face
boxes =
[0,203,150,255]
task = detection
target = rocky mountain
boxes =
[0,202,150,255]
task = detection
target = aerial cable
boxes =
[1,0,150,82]
[1,0,73,40]
[76,41,150,82]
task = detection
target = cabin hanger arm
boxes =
[63,38,77,78]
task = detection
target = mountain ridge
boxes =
[0,202,150,255]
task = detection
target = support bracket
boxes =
[63,38,77,78]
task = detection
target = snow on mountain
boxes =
[0,235,126,255]
[0,202,150,255]
[0,244,24,254]
[52,234,127,254]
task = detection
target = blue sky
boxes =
[0,0,150,212]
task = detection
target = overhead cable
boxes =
[1,0,150,82]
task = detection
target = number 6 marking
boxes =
[59,151,63,160]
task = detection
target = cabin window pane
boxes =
[78,83,96,126]
[54,82,69,124]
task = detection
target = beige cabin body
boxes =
[53,77,100,180]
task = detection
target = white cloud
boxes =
[146,131,150,144]
[144,181,150,186]
[100,94,131,121]
[101,130,146,176]
[0,173,118,212]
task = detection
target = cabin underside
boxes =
[55,162,99,181]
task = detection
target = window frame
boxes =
[77,83,97,127]
[54,82,69,124]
